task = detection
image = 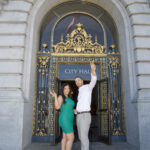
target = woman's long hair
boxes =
[61,83,72,104]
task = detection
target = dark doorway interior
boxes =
[59,80,100,142]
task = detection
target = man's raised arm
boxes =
[90,61,96,76]
[89,61,97,89]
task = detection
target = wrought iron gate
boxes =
[32,23,126,144]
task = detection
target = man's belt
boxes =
[77,111,90,115]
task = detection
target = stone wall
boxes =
[0,0,149,150]
[120,1,150,150]
[0,1,35,150]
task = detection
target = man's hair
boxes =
[74,76,83,81]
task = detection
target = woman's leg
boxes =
[66,132,74,150]
[61,132,67,150]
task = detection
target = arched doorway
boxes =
[31,1,127,145]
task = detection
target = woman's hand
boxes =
[50,91,57,98]
[73,109,77,115]
[50,91,62,110]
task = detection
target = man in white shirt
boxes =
[75,62,97,150]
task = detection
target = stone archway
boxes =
[22,0,139,149]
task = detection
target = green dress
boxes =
[59,97,75,134]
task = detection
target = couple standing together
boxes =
[50,62,97,150]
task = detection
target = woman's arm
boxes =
[50,91,63,110]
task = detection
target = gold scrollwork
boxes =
[36,130,47,136]
[108,57,120,76]
[38,56,50,76]
[52,23,106,54]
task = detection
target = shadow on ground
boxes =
[25,141,137,150]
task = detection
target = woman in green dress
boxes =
[50,83,75,150]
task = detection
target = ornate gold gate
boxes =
[32,22,125,144]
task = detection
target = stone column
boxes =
[0,1,33,150]
[122,0,150,149]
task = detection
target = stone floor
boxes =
[25,142,137,150]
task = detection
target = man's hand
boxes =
[90,61,96,76]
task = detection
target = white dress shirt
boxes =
[76,74,97,112]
